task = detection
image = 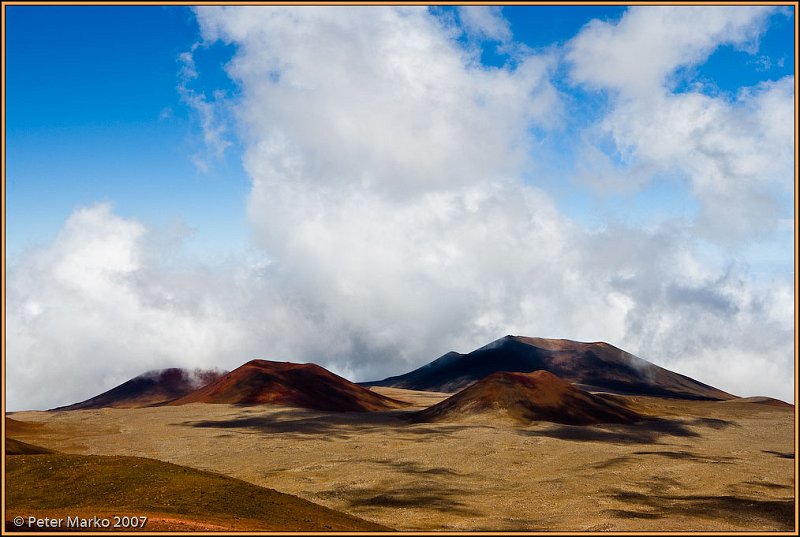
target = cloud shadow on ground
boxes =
[604,488,794,528]
[518,416,738,445]
[180,409,489,442]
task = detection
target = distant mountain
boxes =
[170,359,410,412]
[367,335,735,400]
[52,368,226,411]
[722,396,793,408]
[413,370,643,425]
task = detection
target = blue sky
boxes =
[6,6,246,259]
[5,5,796,409]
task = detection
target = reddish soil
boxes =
[170,359,410,412]
[413,370,644,425]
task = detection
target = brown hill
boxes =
[368,335,735,400]
[52,368,226,411]
[6,453,389,531]
[413,370,644,425]
[171,359,410,412]
[6,437,55,455]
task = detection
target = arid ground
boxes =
[6,387,795,532]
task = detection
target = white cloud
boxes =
[196,6,560,199]
[582,224,794,402]
[6,205,248,410]
[567,6,774,96]
[567,6,793,243]
[458,6,512,42]
[196,6,596,358]
[596,76,794,244]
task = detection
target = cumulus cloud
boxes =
[567,6,793,244]
[458,6,512,42]
[579,224,794,401]
[567,6,774,96]
[602,78,793,243]
[196,6,560,199]
[6,205,248,410]
[192,5,586,373]
[7,6,794,409]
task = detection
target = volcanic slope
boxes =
[53,368,226,411]
[171,359,410,412]
[369,335,735,400]
[414,370,644,425]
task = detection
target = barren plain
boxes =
[7,387,795,532]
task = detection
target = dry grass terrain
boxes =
[7,387,795,532]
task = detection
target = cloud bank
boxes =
[7,6,794,410]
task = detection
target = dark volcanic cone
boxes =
[413,370,643,425]
[368,335,735,400]
[170,359,410,412]
[52,368,226,411]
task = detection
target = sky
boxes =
[4,5,796,410]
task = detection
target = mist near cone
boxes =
[170,360,409,412]
[52,368,227,410]
[368,335,736,400]
[413,370,644,425]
